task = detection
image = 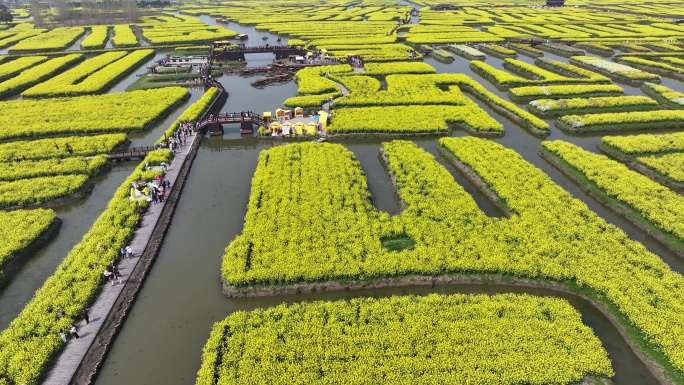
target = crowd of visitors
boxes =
[49,106,208,348]
[198,59,224,89]
[348,55,363,68]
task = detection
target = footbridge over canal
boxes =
[110,85,231,160]
[199,112,268,135]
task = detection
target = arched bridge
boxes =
[197,112,268,135]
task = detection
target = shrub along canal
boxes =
[0,64,204,331]
[93,34,679,384]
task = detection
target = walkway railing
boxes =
[214,44,301,53]
[196,112,267,130]
[109,146,157,160]
[110,84,228,159]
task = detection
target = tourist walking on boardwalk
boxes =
[70,324,79,339]
[82,309,89,324]
[110,261,122,284]
[109,266,120,284]
[104,269,114,286]
[125,245,134,259]
[60,329,67,342]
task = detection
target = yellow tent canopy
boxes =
[317,111,328,130]
[306,122,317,135]
[294,107,304,116]
[263,111,272,118]
[269,121,281,129]
[295,124,304,135]
[294,121,305,127]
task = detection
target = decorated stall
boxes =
[317,111,328,131]
[306,121,318,135]
[276,108,292,119]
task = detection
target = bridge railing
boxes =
[196,112,264,129]
[212,45,301,52]
[111,145,156,155]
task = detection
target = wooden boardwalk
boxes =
[42,130,201,385]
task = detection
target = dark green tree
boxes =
[0,12,12,22]
[0,4,12,23]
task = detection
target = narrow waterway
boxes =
[0,64,204,327]
[108,52,163,94]
[65,29,90,51]
[0,10,679,385]
[426,53,684,275]
[0,165,133,329]
[94,17,680,385]
[95,135,660,385]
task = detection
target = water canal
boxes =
[0,53,203,329]
[93,19,683,385]
[0,13,678,385]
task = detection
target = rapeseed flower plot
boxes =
[197,294,613,385]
